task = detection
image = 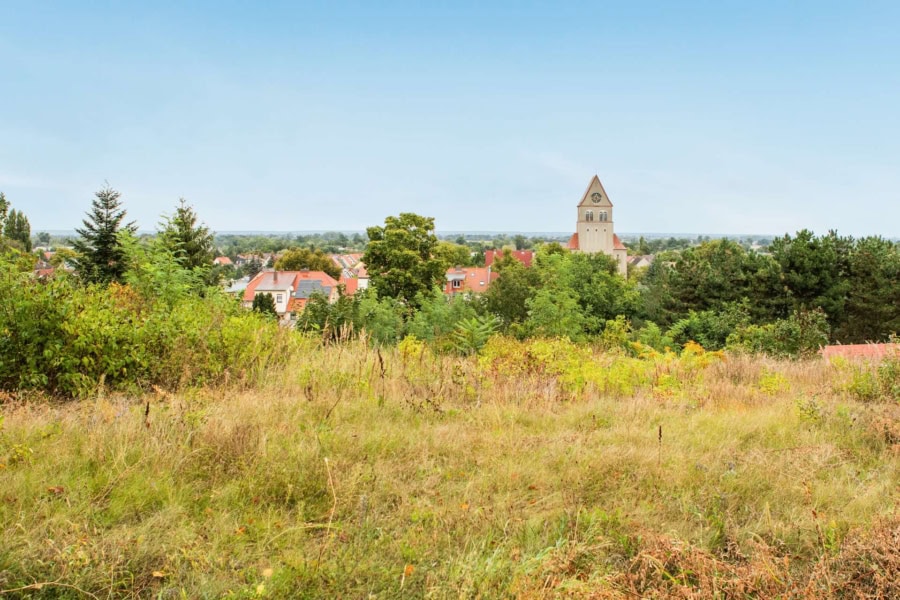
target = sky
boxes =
[2,1,899,237]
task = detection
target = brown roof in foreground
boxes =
[821,344,899,360]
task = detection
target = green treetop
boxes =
[72,186,137,284]
[363,213,446,310]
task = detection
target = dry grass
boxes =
[1,339,898,598]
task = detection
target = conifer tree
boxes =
[158,198,215,272]
[3,209,31,252]
[73,186,137,284]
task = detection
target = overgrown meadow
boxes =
[1,312,898,597]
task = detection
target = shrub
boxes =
[727,308,830,358]
[0,254,297,397]
[846,354,900,403]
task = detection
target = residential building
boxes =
[444,266,498,295]
[243,270,339,322]
[628,255,654,270]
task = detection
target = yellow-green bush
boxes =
[0,263,297,397]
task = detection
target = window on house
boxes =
[599,211,608,222]
[276,294,283,303]
[585,210,594,222]
[452,279,461,289]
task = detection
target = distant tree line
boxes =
[300,215,898,354]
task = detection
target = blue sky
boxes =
[2,1,899,236]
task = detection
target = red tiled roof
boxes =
[567,233,579,250]
[484,250,534,268]
[821,344,899,360]
[613,234,626,251]
[213,256,233,266]
[443,267,498,294]
[243,270,339,303]
[339,276,360,296]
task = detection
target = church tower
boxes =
[568,175,629,277]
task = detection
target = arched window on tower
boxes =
[599,211,608,222]
[585,210,594,222]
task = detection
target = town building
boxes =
[243,269,338,322]
[567,175,628,277]
[444,266,498,295]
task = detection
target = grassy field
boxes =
[1,339,898,598]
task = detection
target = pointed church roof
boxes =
[578,174,613,207]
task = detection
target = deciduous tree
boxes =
[363,213,445,310]
[274,247,341,279]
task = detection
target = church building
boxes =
[567,175,629,277]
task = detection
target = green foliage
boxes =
[356,293,406,346]
[667,302,751,351]
[3,209,31,252]
[72,185,138,284]
[633,321,675,353]
[641,238,783,326]
[836,236,900,343]
[433,241,473,268]
[120,233,207,305]
[727,308,830,358]
[844,353,900,403]
[364,213,445,309]
[296,289,359,342]
[563,252,639,333]
[524,288,585,341]
[482,250,541,327]
[451,315,499,355]
[274,247,341,278]
[158,198,216,283]
[406,289,477,347]
[0,191,8,231]
[0,256,296,396]
[251,293,278,318]
[769,229,851,330]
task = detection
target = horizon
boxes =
[3,2,899,237]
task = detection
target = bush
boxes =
[846,354,900,403]
[727,308,830,358]
[0,254,297,397]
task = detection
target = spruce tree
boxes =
[158,198,215,272]
[73,186,137,284]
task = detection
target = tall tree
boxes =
[0,192,8,232]
[3,209,31,251]
[769,229,851,333]
[835,236,900,343]
[482,250,541,327]
[72,186,137,284]
[363,213,445,310]
[158,198,215,272]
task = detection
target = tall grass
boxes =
[1,339,897,598]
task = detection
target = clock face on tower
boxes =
[591,192,602,203]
